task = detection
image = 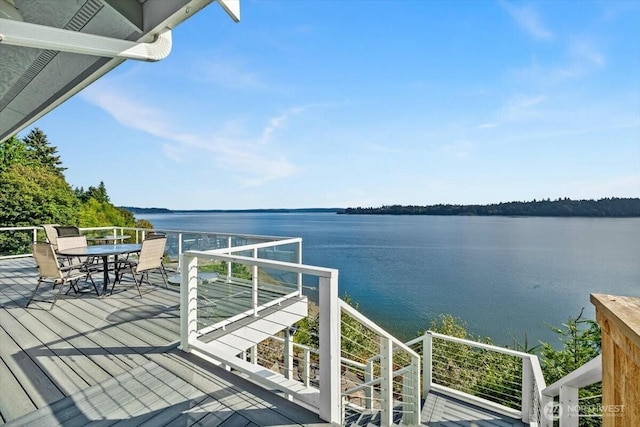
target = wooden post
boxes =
[252,248,258,316]
[303,348,310,387]
[380,336,393,427]
[250,345,257,365]
[284,327,294,380]
[591,294,640,427]
[559,385,579,427]
[179,253,198,352]
[423,332,433,397]
[177,232,183,272]
[319,271,340,424]
[521,357,533,423]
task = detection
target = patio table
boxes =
[57,243,141,295]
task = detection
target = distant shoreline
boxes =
[122,207,343,214]
[122,197,640,218]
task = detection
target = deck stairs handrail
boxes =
[539,354,602,427]
[405,331,547,426]
[179,249,423,425]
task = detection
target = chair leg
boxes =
[160,265,169,288]
[26,278,44,307]
[86,273,100,297]
[160,263,169,288]
[49,280,70,311]
[132,272,143,298]
[111,269,142,298]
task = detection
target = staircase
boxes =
[188,295,321,409]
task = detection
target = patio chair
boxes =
[42,224,60,250]
[27,242,99,310]
[113,236,168,297]
[56,235,92,267]
[144,231,170,278]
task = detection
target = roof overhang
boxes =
[0,0,240,143]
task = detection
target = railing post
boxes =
[297,240,303,297]
[250,345,257,365]
[380,336,393,427]
[319,271,340,424]
[284,327,294,380]
[179,253,198,352]
[177,233,183,272]
[303,348,310,387]
[227,236,233,280]
[559,385,579,427]
[540,394,553,427]
[365,359,374,410]
[401,356,421,426]
[252,248,258,316]
[423,332,433,397]
[522,357,533,423]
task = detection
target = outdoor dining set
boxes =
[26,225,169,310]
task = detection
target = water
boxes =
[140,212,640,347]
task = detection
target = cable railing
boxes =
[178,248,422,425]
[179,250,343,423]
[406,331,547,425]
[340,300,422,426]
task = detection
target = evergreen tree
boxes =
[0,136,32,172]
[22,128,66,175]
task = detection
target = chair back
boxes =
[56,235,88,252]
[136,237,167,272]
[55,225,81,237]
[42,224,60,249]
[32,242,64,280]
[145,231,166,240]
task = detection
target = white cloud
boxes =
[261,107,305,144]
[571,40,605,67]
[81,81,301,187]
[502,2,553,41]
[192,57,267,90]
[502,93,548,121]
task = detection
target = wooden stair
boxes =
[189,295,320,409]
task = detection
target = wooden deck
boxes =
[0,256,328,426]
[0,256,527,426]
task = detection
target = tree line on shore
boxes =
[0,128,148,254]
[342,197,640,217]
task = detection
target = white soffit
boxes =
[0,0,240,143]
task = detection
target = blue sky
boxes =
[28,0,640,210]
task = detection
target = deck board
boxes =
[0,257,329,426]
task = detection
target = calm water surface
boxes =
[141,213,640,346]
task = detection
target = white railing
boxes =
[107,226,301,273]
[340,301,422,426]
[178,249,422,425]
[180,251,342,424]
[539,355,602,427]
[406,331,547,425]
[0,226,40,258]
